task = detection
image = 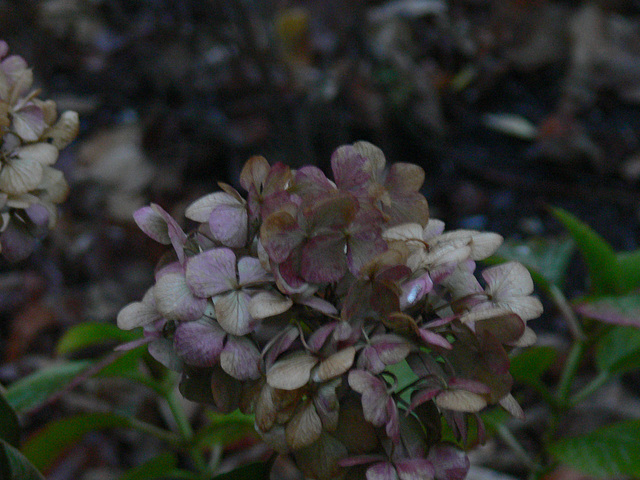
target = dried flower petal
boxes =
[267,352,318,390]
[155,271,206,321]
[174,318,226,366]
[312,346,356,382]
[220,336,261,380]
[185,248,237,297]
[286,402,323,449]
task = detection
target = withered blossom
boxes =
[118,141,542,480]
[0,40,78,261]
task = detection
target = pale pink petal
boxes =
[260,211,305,263]
[263,326,299,368]
[499,393,525,420]
[12,104,46,141]
[117,295,162,330]
[306,322,338,353]
[185,248,236,297]
[395,459,435,480]
[185,191,240,222]
[301,233,347,283]
[249,290,293,320]
[174,318,226,366]
[346,223,387,276]
[366,461,398,480]
[371,334,413,365]
[427,444,469,480]
[237,256,271,285]
[209,202,248,248]
[294,166,336,202]
[220,336,261,380]
[418,329,452,350]
[400,274,433,309]
[215,290,255,336]
[330,145,370,198]
[154,271,207,321]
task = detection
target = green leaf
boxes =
[492,236,575,291]
[550,207,619,295]
[386,360,419,404]
[22,412,130,471]
[549,420,640,477]
[575,294,640,328]
[0,390,20,447]
[0,438,45,480]
[119,452,178,480]
[212,462,270,480]
[614,250,640,295]
[596,326,640,375]
[196,411,255,448]
[509,346,557,386]
[6,361,92,413]
[56,322,141,356]
[96,346,148,379]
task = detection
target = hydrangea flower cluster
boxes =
[118,142,542,480]
[0,40,79,261]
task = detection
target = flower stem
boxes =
[549,285,585,342]
[569,370,610,407]
[555,341,586,404]
[496,423,538,470]
[164,386,209,474]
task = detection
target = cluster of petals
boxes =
[118,142,542,480]
[0,40,79,261]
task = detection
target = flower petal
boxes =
[209,201,248,248]
[12,104,46,141]
[260,210,305,263]
[155,271,207,321]
[174,318,226,366]
[294,166,337,202]
[296,295,338,315]
[0,155,43,194]
[237,255,271,285]
[312,346,356,382]
[185,191,240,222]
[42,110,79,149]
[301,233,348,283]
[395,459,435,480]
[117,291,162,329]
[185,248,237,297]
[483,262,534,297]
[240,155,270,192]
[435,389,487,412]
[18,142,58,166]
[148,338,183,371]
[249,290,293,320]
[220,336,261,380]
[371,334,413,366]
[215,290,255,336]
[427,444,469,480]
[385,163,425,193]
[267,351,318,390]
[330,145,370,198]
[286,402,323,449]
[366,462,398,480]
